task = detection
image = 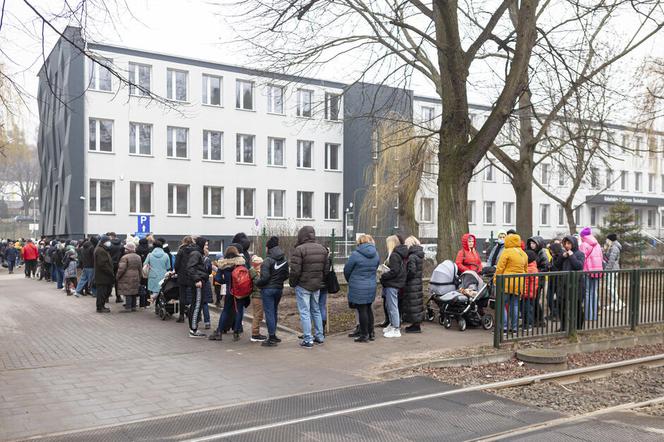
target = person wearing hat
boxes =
[185,237,210,338]
[116,242,143,312]
[94,236,115,313]
[604,233,624,311]
[255,236,289,347]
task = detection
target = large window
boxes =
[483,201,495,224]
[89,179,113,213]
[635,172,642,192]
[541,164,550,185]
[89,118,113,152]
[503,202,514,225]
[129,122,152,155]
[236,134,255,164]
[297,89,313,117]
[558,205,565,226]
[590,207,597,226]
[634,209,642,226]
[236,188,255,217]
[590,167,599,189]
[128,62,151,96]
[202,74,222,106]
[649,173,656,193]
[325,92,340,120]
[558,166,566,186]
[540,204,550,226]
[267,189,285,218]
[648,209,656,228]
[235,80,254,110]
[421,106,434,124]
[267,85,284,114]
[606,169,613,189]
[87,58,112,91]
[325,143,340,170]
[325,193,340,220]
[129,182,152,214]
[297,191,314,219]
[420,198,433,223]
[484,162,494,182]
[167,69,188,101]
[203,130,223,161]
[468,200,475,224]
[297,140,313,168]
[267,137,285,166]
[167,126,189,159]
[621,171,628,191]
[167,184,189,215]
[203,186,223,216]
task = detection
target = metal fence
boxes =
[493,268,664,348]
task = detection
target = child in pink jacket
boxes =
[579,227,603,321]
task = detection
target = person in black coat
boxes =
[403,236,425,333]
[174,236,195,322]
[136,238,151,307]
[255,237,289,346]
[546,241,563,320]
[106,232,125,303]
[75,236,98,296]
[185,236,209,338]
[556,235,585,331]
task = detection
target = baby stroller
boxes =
[425,260,459,322]
[155,273,180,320]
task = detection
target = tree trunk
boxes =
[512,167,533,238]
[22,196,31,216]
[565,205,577,233]
[436,148,471,261]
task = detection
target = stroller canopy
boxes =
[429,260,459,295]
[459,270,486,292]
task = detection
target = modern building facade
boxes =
[38,27,664,248]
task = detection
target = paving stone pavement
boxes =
[0,269,489,441]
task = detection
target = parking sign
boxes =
[137,215,150,235]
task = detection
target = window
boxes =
[267,137,285,166]
[661,175,664,193]
[590,207,597,226]
[540,204,550,226]
[129,122,152,155]
[574,207,582,225]
[590,167,599,189]
[267,85,284,114]
[606,169,613,190]
[503,172,511,184]
[634,209,642,226]
[267,189,285,218]
[503,202,514,225]
[420,198,433,223]
[325,193,340,220]
[325,93,340,120]
[168,184,189,215]
[167,126,188,159]
[635,136,643,156]
[203,186,223,216]
[297,89,313,117]
[89,179,113,213]
[128,62,151,96]
[541,164,550,185]
[649,174,656,193]
[649,137,657,158]
[88,118,113,152]
[203,130,223,161]
[235,80,254,110]
[202,74,222,106]
[483,201,495,224]
[558,166,566,186]
[468,201,475,224]
[325,143,340,170]
[87,58,112,91]
[484,162,494,182]
[421,106,434,123]
[236,188,255,217]
[297,140,313,168]
[129,182,152,214]
[635,172,642,192]
[558,205,565,226]
[236,134,255,164]
[297,191,314,219]
[621,171,628,191]
[621,134,629,153]
[167,69,188,101]
[648,209,656,228]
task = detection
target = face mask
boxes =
[104,241,111,248]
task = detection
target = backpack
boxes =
[230,266,252,298]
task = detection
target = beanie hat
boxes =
[579,227,592,237]
[266,236,279,249]
[195,236,208,251]
[124,242,136,252]
[607,233,617,242]
[526,249,537,263]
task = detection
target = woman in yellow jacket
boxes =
[494,234,528,333]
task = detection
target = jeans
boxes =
[124,295,137,310]
[261,288,283,337]
[606,273,622,308]
[202,302,210,324]
[584,276,598,321]
[503,294,519,332]
[75,268,96,295]
[53,266,64,289]
[24,260,37,277]
[295,286,324,343]
[522,298,533,328]
[319,290,328,322]
[382,287,400,328]
[7,259,14,273]
[217,294,244,333]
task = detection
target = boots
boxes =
[323,319,327,336]
[348,325,361,338]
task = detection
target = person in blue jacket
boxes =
[344,234,380,343]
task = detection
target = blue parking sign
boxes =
[137,215,150,235]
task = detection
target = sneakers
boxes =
[208,331,222,341]
[354,335,369,343]
[383,325,394,335]
[233,332,240,342]
[97,307,111,313]
[262,338,278,347]
[384,327,401,338]
[204,323,211,329]
[300,341,313,349]
[348,326,361,338]
[251,334,267,342]
[313,337,324,345]
[272,335,282,343]
[189,329,206,338]
[405,324,422,334]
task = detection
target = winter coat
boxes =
[202,256,213,303]
[174,244,195,287]
[526,236,550,272]
[256,246,289,289]
[455,234,483,274]
[344,243,380,305]
[214,255,247,293]
[108,238,124,270]
[604,240,621,271]
[80,240,95,268]
[23,243,38,261]
[94,245,115,285]
[580,234,603,277]
[523,261,539,300]
[186,245,209,285]
[63,249,78,278]
[249,267,261,299]
[556,236,585,272]
[289,226,329,291]
[145,247,171,293]
[403,245,425,323]
[487,240,505,268]
[231,233,252,269]
[379,244,409,289]
[54,247,65,268]
[116,252,142,297]
[4,246,18,262]
[494,234,528,296]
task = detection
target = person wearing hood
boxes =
[555,235,585,331]
[231,232,252,269]
[63,245,79,296]
[546,241,564,320]
[209,246,248,342]
[106,232,125,304]
[494,233,528,333]
[75,236,98,297]
[116,242,142,312]
[403,236,425,334]
[380,235,409,338]
[145,239,172,300]
[526,235,550,326]
[135,238,151,308]
[344,234,380,343]
[289,226,329,349]
[604,233,624,311]
[256,236,289,347]
[38,240,51,281]
[184,237,209,338]
[487,230,507,268]
[455,233,482,274]
[94,235,115,313]
[174,236,195,323]
[53,241,66,290]
[579,227,603,323]
[22,239,39,278]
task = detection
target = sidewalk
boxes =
[0,270,489,440]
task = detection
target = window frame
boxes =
[503,202,514,225]
[267,189,286,219]
[236,134,256,165]
[649,173,656,193]
[166,126,189,159]
[267,137,285,167]
[590,206,597,227]
[325,192,340,220]
[635,172,642,192]
[557,204,565,226]
[297,140,314,169]
[129,181,153,215]
[235,79,254,111]
[540,203,550,226]
[468,200,476,224]
[297,190,314,219]
[129,122,152,156]
[128,62,151,97]
[297,88,313,118]
[201,74,223,107]
[324,143,341,171]
[88,179,114,213]
[167,183,190,216]
[88,118,114,153]
[620,171,628,191]
[419,197,434,223]
[484,162,495,182]
[236,187,255,218]
[267,84,285,114]
[87,57,113,92]
[166,68,189,102]
[203,185,224,217]
[202,130,224,162]
[324,92,341,121]
[483,201,495,225]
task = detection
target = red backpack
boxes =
[230,266,253,298]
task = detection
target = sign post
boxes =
[136,215,151,239]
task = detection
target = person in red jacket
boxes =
[455,233,482,274]
[22,239,39,278]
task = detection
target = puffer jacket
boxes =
[109,238,124,269]
[23,242,38,261]
[604,240,621,271]
[523,260,539,300]
[526,236,550,272]
[115,252,142,296]
[256,246,289,289]
[186,244,209,284]
[344,242,380,305]
[403,244,425,323]
[94,245,115,285]
[175,244,195,287]
[289,226,329,291]
[580,234,603,277]
[63,249,78,279]
[556,235,585,272]
[494,234,528,295]
[80,240,95,268]
[380,244,409,289]
[455,233,482,274]
[145,247,171,293]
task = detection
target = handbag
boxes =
[325,269,340,294]
[142,263,150,278]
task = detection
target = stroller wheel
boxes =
[159,307,167,320]
[458,318,467,332]
[440,316,452,329]
[481,314,494,330]
[425,308,435,322]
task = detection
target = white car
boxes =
[422,244,437,262]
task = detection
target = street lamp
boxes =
[344,202,354,257]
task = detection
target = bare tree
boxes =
[0,124,39,216]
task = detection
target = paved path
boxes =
[0,271,488,440]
